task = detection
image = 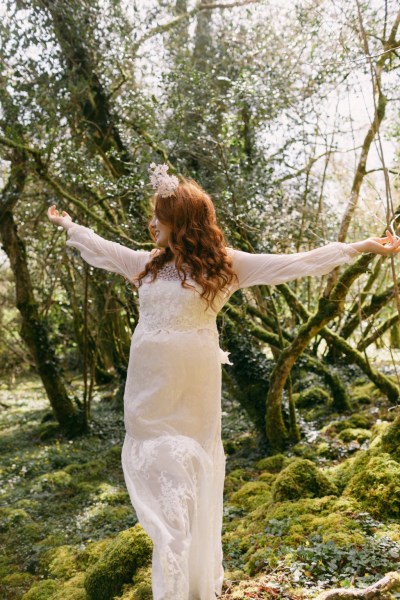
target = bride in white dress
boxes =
[48,164,400,600]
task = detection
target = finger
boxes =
[386,229,395,242]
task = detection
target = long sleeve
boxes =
[228,242,361,289]
[65,224,151,280]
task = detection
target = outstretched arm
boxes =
[229,231,400,290]
[47,205,151,281]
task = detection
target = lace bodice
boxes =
[136,270,229,334]
[154,263,184,281]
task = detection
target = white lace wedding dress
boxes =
[66,224,360,600]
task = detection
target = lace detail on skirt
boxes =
[122,415,226,600]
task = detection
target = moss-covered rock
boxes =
[316,442,337,459]
[345,413,374,429]
[40,545,78,580]
[1,571,36,598]
[223,496,364,576]
[224,468,253,498]
[323,414,374,436]
[0,507,32,532]
[296,386,331,408]
[76,538,115,571]
[258,472,276,485]
[381,415,400,462]
[116,565,152,599]
[230,481,272,512]
[52,572,87,600]
[30,469,73,493]
[337,428,372,443]
[344,453,400,519]
[328,450,370,493]
[64,460,108,482]
[21,579,59,599]
[272,459,338,502]
[84,525,152,600]
[256,453,289,473]
[83,504,134,531]
[292,442,318,460]
[97,483,129,505]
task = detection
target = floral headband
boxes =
[148,163,179,198]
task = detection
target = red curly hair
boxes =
[132,177,238,310]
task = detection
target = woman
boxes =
[48,164,400,600]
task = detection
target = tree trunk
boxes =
[0,209,87,436]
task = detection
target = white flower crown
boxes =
[148,162,179,198]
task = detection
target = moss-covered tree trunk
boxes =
[264,12,400,451]
[266,262,400,451]
[0,167,87,436]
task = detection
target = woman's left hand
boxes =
[351,230,400,255]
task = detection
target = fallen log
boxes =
[315,571,400,600]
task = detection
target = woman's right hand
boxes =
[47,205,74,230]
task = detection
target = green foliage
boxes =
[84,525,152,600]
[286,533,400,587]
[272,459,338,502]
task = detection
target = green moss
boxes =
[97,483,129,505]
[82,504,133,530]
[344,453,400,519]
[337,428,372,443]
[258,472,276,485]
[328,450,370,493]
[64,460,108,482]
[351,382,379,405]
[381,415,400,462]
[52,573,87,600]
[223,496,364,576]
[230,481,272,512]
[1,570,36,599]
[296,386,331,408]
[116,565,152,599]
[291,442,318,460]
[21,579,59,599]
[30,470,73,493]
[224,468,253,498]
[40,545,78,580]
[345,413,374,429]
[76,538,115,571]
[0,507,31,532]
[256,454,289,473]
[272,459,338,502]
[316,442,336,459]
[14,498,40,510]
[323,414,375,437]
[84,525,152,600]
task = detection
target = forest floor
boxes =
[0,367,400,599]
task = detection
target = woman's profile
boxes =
[48,163,400,600]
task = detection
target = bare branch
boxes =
[315,570,400,600]
[131,0,262,54]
